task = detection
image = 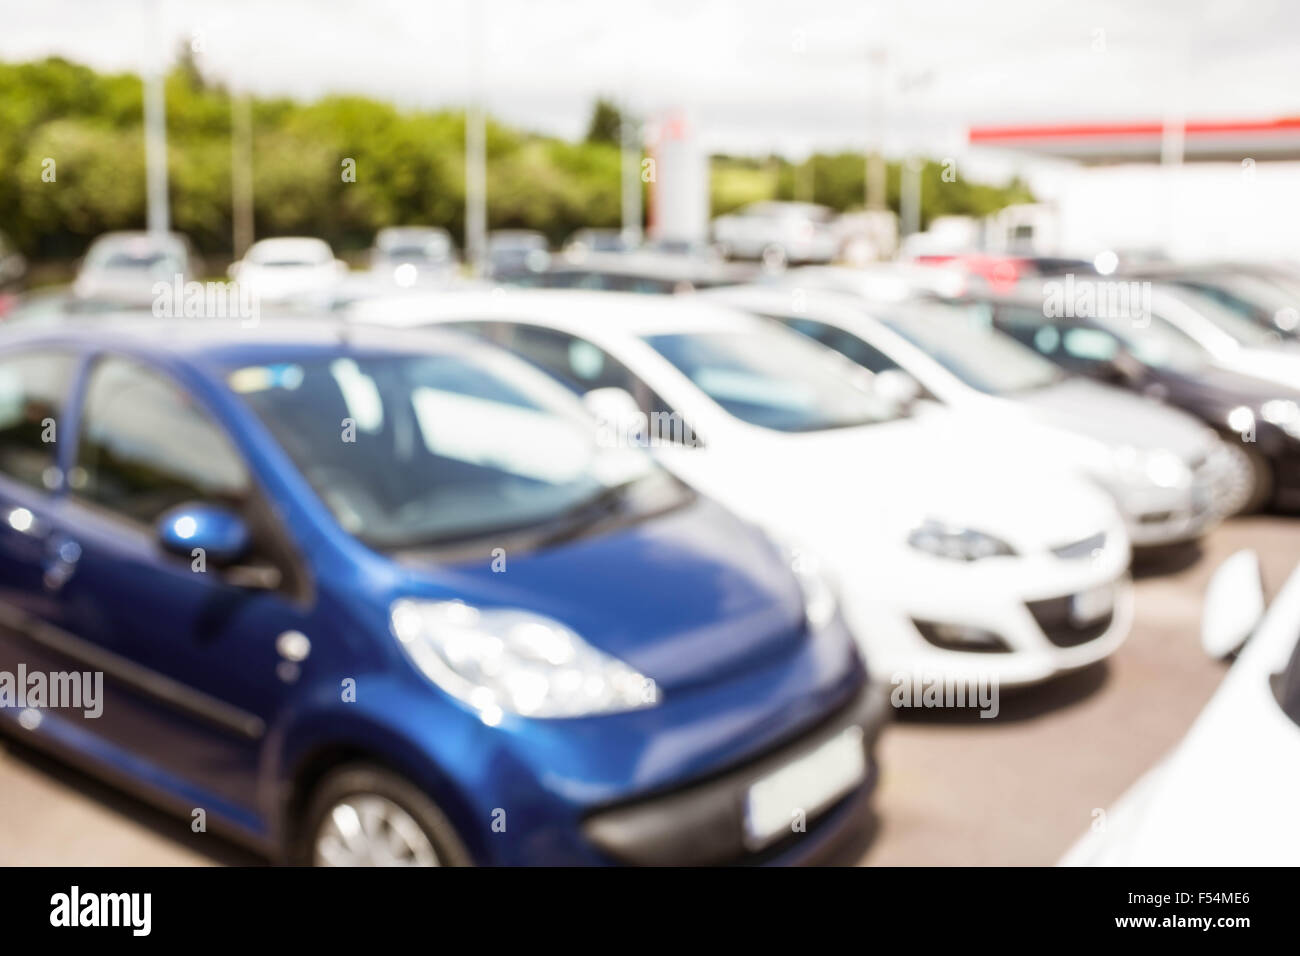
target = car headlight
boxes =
[907,520,1015,561]
[1111,445,1192,489]
[783,543,837,629]
[390,600,658,721]
[1261,399,1300,439]
[1226,405,1256,438]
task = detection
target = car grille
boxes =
[1051,531,1106,560]
[1026,595,1114,648]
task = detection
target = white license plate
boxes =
[1070,584,1114,625]
[744,725,866,848]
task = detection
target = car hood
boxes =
[676,412,1121,558]
[1158,363,1300,421]
[393,496,820,694]
[72,271,168,306]
[1225,347,1300,391]
[1013,377,1213,460]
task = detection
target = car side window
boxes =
[497,324,702,447]
[1062,327,1121,361]
[0,350,79,492]
[501,325,634,394]
[71,356,251,526]
[775,316,901,374]
[993,305,1056,354]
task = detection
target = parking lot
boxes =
[0,512,1293,867]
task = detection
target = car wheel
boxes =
[297,764,473,867]
[1221,439,1273,514]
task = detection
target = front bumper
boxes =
[1108,446,1236,546]
[840,522,1134,688]
[580,681,889,865]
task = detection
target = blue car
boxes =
[0,317,886,865]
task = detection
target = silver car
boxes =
[73,231,197,307]
[706,284,1241,548]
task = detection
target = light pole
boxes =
[142,0,169,235]
[464,0,488,276]
[620,103,643,248]
[231,91,254,260]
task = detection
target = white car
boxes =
[73,231,196,307]
[352,289,1134,687]
[712,202,840,268]
[705,285,1239,548]
[1062,550,1300,865]
[229,237,347,305]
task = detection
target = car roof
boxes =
[548,251,755,283]
[86,231,186,250]
[350,288,764,338]
[0,313,485,368]
[248,237,331,253]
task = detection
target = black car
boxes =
[961,291,1300,513]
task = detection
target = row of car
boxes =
[1,228,1297,864]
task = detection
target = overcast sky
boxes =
[4,0,1298,165]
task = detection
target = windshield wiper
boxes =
[533,477,644,547]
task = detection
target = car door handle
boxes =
[42,535,81,591]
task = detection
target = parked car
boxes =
[1062,550,1300,865]
[0,315,888,866]
[562,228,636,259]
[1120,279,1300,391]
[502,251,758,295]
[705,285,1237,547]
[229,237,347,306]
[72,231,197,307]
[1134,264,1300,339]
[486,230,550,279]
[712,202,840,267]
[352,290,1136,688]
[773,263,973,301]
[964,289,1300,513]
[912,253,1098,293]
[0,229,27,293]
[369,227,457,286]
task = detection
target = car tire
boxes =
[295,763,474,867]
[1238,444,1275,514]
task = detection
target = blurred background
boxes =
[5,0,1297,283]
[3,0,1300,866]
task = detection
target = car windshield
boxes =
[1191,275,1300,338]
[493,235,546,251]
[1275,629,1300,729]
[644,326,898,432]
[1158,284,1283,348]
[883,302,1065,394]
[380,233,450,259]
[228,347,663,550]
[249,243,331,266]
[1085,311,1210,373]
[85,243,181,275]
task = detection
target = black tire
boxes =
[294,763,473,867]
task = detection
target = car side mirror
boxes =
[583,387,646,446]
[873,368,922,410]
[157,503,251,568]
[1202,549,1266,660]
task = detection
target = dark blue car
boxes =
[0,317,885,865]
